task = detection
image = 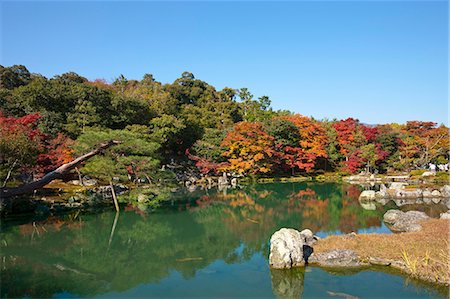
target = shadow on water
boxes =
[0,182,448,298]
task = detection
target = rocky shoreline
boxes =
[359,183,450,214]
[269,216,450,287]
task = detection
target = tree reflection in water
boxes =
[1,182,445,298]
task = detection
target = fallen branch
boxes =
[0,140,121,199]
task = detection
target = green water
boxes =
[1,182,448,298]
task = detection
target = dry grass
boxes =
[314,219,450,285]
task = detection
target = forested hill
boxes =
[1,65,449,187]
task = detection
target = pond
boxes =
[1,182,448,298]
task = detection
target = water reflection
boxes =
[0,182,446,298]
[270,268,305,299]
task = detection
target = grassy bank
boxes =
[313,219,450,286]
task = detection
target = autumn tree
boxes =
[221,122,275,175]
[187,127,236,175]
[399,121,450,169]
[0,113,45,186]
[274,115,328,173]
[37,133,74,174]
[332,118,366,158]
[331,118,381,173]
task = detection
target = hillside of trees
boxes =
[1,65,449,189]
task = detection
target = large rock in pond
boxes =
[269,228,317,269]
[383,209,429,233]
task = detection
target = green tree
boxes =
[75,128,160,183]
[360,144,377,172]
[113,74,128,93]
[191,128,228,162]
[54,72,87,84]
[0,65,31,89]
[149,114,187,156]
[265,118,300,147]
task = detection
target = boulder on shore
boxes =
[383,209,429,233]
[269,228,317,269]
[269,228,305,269]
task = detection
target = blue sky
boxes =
[1,1,448,125]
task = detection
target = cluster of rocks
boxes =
[94,184,129,199]
[68,160,242,193]
[359,184,450,209]
[183,173,240,192]
[69,176,98,186]
[360,183,450,201]
[344,174,384,184]
[36,192,119,212]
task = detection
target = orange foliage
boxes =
[275,115,328,172]
[279,115,328,158]
[85,78,114,90]
[289,188,317,200]
[37,133,74,173]
[399,121,450,167]
[221,121,275,174]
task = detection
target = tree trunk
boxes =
[2,159,18,187]
[144,174,152,184]
[110,181,120,213]
[0,140,121,199]
[75,167,83,187]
